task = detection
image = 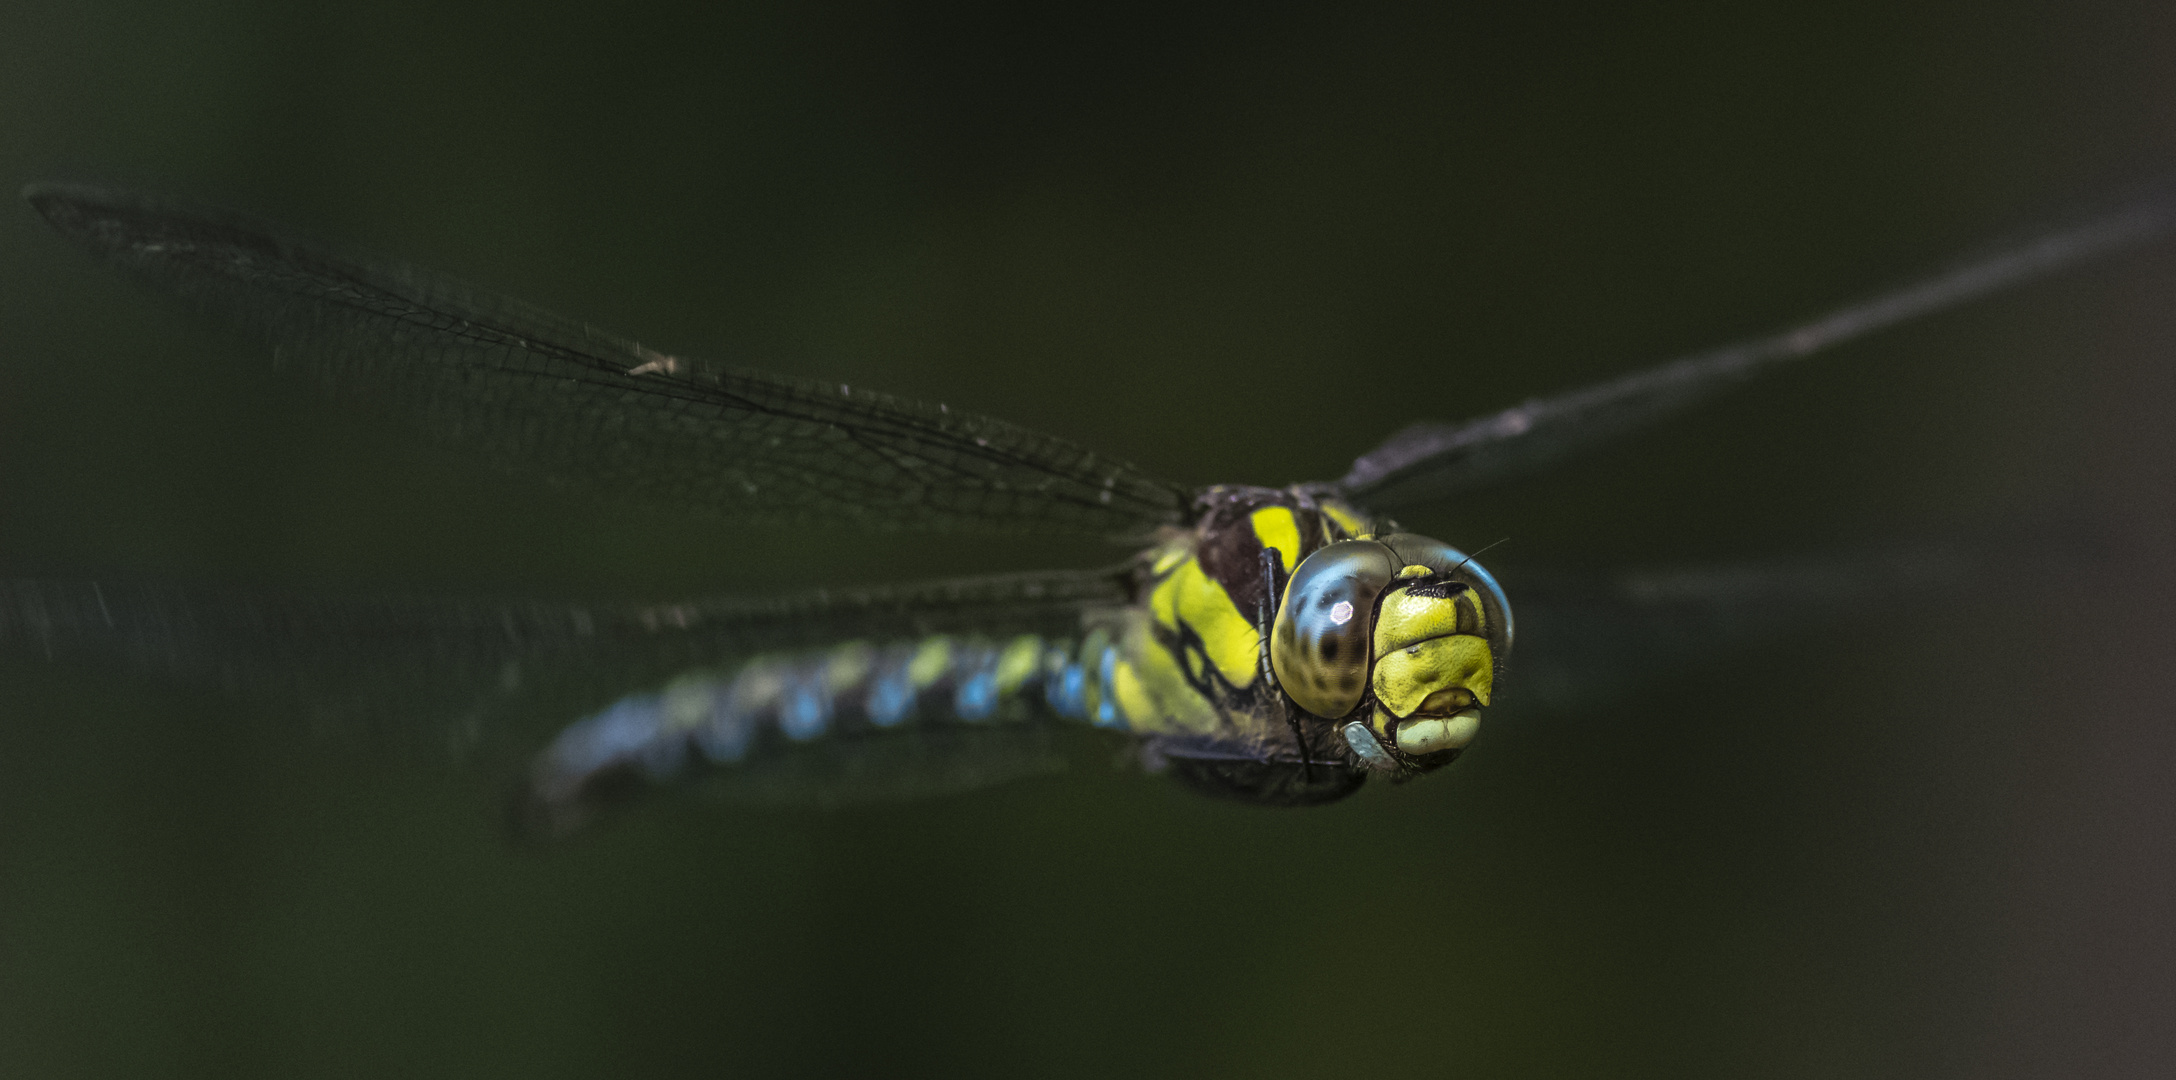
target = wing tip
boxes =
[20,181,165,248]
[21,182,310,280]
[22,180,91,229]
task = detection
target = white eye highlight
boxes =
[1329,600,1354,625]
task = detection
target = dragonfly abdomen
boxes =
[522,629,1133,834]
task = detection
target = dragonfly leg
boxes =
[1257,547,1312,780]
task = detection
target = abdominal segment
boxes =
[521,621,1188,834]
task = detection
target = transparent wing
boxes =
[1070,537,2007,800]
[1136,732,1370,807]
[1498,528,2067,711]
[0,569,1127,765]
[25,184,1189,538]
[516,722,1096,841]
[1332,185,2176,508]
[654,725,1080,811]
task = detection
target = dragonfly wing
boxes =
[25,184,1189,538]
[0,569,1128,766]
[1135,732,1370,807]
[622,724,1079,813]
[1332,186,2176,508]
[1503,539,2004,712]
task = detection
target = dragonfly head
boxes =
[1269,532,1512,772]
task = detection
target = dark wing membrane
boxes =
[1140,734,1370,807]
[24,184,1188,537]
[1333,186,2176,507]
[1502,542,1991,712]
[0,569,1127,765]
[538,724,1088,840]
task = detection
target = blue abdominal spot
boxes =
[1049,665,1087,719]
[1092,647,1128,729]
[779,682,830,742]
[543,694,680,783]
[954,671,998,721]
[866,671,916,728]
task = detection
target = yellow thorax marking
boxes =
[1149,554,1260,689]
[1117,613,1222,733]
[1321,502,1367,537]
[1107,657,1151,728]
[1249,506,1301,573]
[1150,545,1190,575]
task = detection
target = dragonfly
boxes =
[4,182,2169,838]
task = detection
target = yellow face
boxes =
[1365,572,1492,757]
[1269,534,1510,771]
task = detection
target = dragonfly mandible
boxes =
[5,182,2168,837]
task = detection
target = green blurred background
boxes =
[5,2,2176,1076]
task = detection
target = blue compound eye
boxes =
[1270,539,1396,718]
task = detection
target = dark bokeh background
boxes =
[5,2,2176,1076]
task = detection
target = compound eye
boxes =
[1270,539,1395,718]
